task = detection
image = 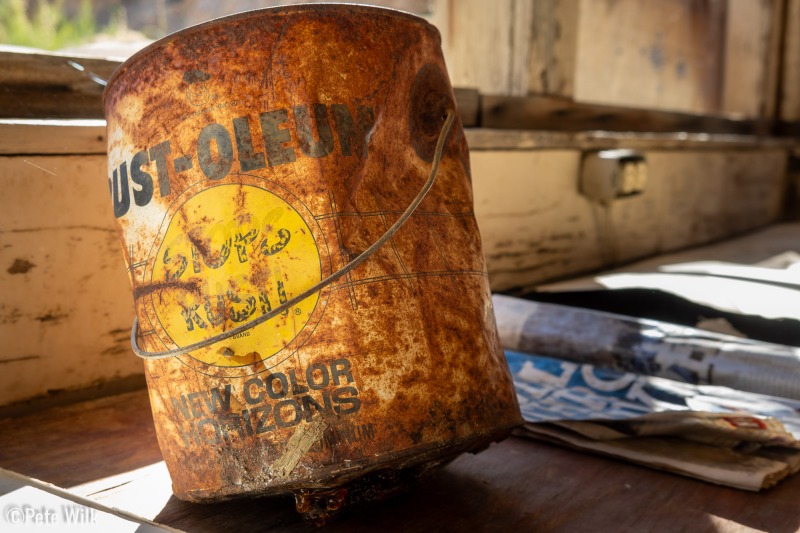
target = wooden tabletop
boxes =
[0,390,797,532]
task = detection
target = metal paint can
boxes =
[103,4,521,519]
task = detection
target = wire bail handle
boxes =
[131,108,456,360]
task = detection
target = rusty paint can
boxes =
[103,4,521,518]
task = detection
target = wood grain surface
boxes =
[471,149,787,291]
[0,389,798,532]
[0,155,141,406]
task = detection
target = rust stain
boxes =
[132,278,202,300]
[35,311,69,323]
[0,355,41,365]
[7,258,35,274]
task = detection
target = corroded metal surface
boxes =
[103,4,521,513]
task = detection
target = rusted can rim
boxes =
[102,3,439,107]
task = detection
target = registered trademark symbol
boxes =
[295,308,302,315]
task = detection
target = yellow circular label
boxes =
[151,184,321,367]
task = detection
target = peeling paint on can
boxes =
[103,4,521,520]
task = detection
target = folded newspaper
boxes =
[507,351,800,490]
[493,294,800,400]
[497,295,800,491]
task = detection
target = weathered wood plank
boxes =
[471,149,788,291]
[531,0,780,119]
[0,119,106,154]
[481,94,759,134]
[509,0,534,96]
[471,150,602,291]
[763,0,785,121]
[573,0,727,115]
[453,88,480,127]
[723,0,782,118]
[781,0,800,122]
[654,150,786,251]
[0,47,119,119]
[0,392,161,487]
[0,47,120,86]
[539,222,800,291]
[465,128,797,151]
[0,467,176,532]
[438,0,530,95]
[527,0,579,97]
[0,155,140,406]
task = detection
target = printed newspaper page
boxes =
[507,350,800,490]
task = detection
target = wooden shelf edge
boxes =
[0,119,106,155]
[465,128,799,151]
